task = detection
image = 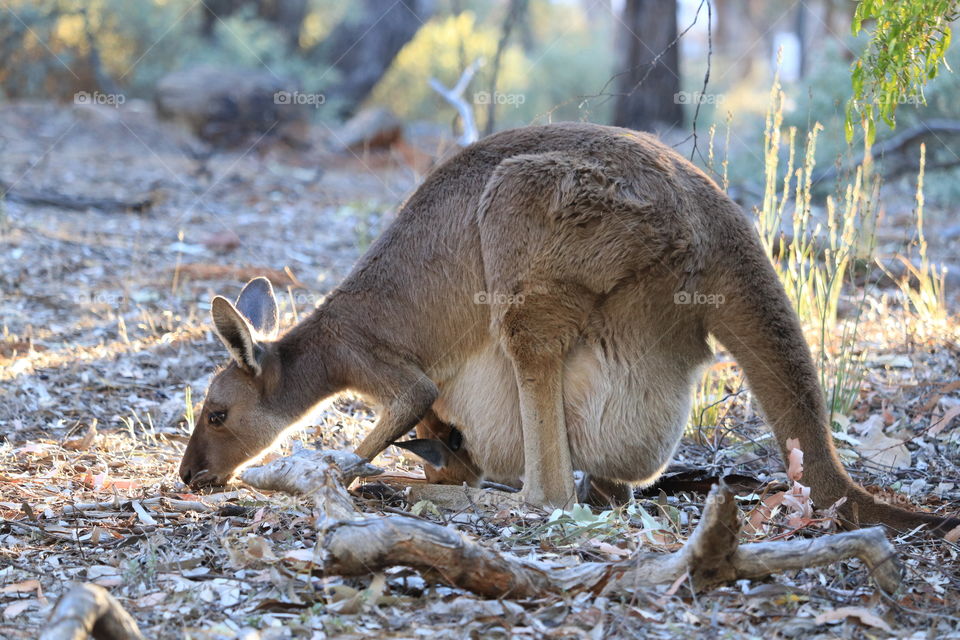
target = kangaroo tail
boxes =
[702,209,959,537]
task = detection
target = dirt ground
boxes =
[1,102,959,639]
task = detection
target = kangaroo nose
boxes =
[180,467,193,485]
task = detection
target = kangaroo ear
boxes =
[235,277,279,340]
[211,296,263,375]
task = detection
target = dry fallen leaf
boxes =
[131,500,157,526]
[2,598,37,619]
[62,420,98,451]
[590,539,632,559]
[782,482,813,529]
[814,606,893,633]
[852,415,911,470]
[225,534,279,568]
[786,438,803,482]
[930,404,960,437]
[283,548,317,564]
[80,473,142,491]
[202,230,241,254]
[747,492,785,535]
[945,524,960,544]
[135,592,167,608]
[0,579,40,594]
[749,441,815,533]
[869,354,913,369]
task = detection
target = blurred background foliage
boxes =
[1,0,959,200]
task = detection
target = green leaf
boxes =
[846,0,957,140]
[570,503,597,524]
[410,500,440,517]
[844,102,856,143]
[852,63,864,96]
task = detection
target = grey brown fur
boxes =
[179,123,958,535]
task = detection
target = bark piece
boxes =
[323,515,588,599]
[41,583,143,640]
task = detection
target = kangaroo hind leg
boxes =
[477,152,661,509]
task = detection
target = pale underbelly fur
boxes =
[432,332,711,486]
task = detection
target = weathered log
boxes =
[241,452,902,597]
[328,107,403,152]
[41,583,144,640]
[812,118,960,185]
[0,180,154,213]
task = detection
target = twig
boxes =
[687,0,713,165]
[2,519,75,542]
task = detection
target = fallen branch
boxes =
[322,484,901,596]
[41,583,144,640]
[241,453,902,598]
[240,448,382,525]
[0,180,154,213]
[429,58,484,146]
[812,118,960,185]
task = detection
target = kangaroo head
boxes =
[179,278,290,488]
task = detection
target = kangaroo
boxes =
[178,122,958,535]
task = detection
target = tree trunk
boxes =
[612,0,682,132]
[313,0,434,117]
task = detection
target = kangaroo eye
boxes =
[208,411,227,426]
